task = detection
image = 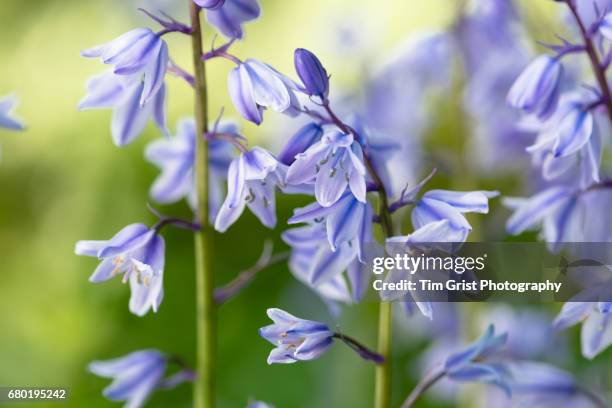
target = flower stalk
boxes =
[320,100,395,408]
[400,366,446,408]
[565,0,612,123]
[189,3,216,408]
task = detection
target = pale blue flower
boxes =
[504,186,575,239]
[214,147,286,232]
[554,302,612,359]
[78,71,167,146]
[82,28,169,106]
[282,223,370,302]
[445,325,511,395]
[259,308,334,364]
[145,118,235,220]
[411,189,499,242]
[75,223,165,316]
[507,55,562,119]
[228,59,300,125]
[206,0,260,39]
[89,349,190,408]
[288,193,373,256]
[0,95,25,131]
[286,131,367,207]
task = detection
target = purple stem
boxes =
[168,60,195,88]
[565,0,612,124]
[332,332,385,364]
[400,365,446,408]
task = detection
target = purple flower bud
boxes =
[507,55,562,119]
[294,48,329,99]
[194,0,225,9]
[278,123,323,165]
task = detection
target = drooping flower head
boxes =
[214,147,286,232]
[259,308,334,364]
[89,349,192,408]
[0,95,25,131]
[228,59,300,125]
[145,118,235,220]
[206,0,260,39]
[75,223,165,316]
[79,71,167,146]
[82,28,169,106]
[286,130,367,207]
[444,325,511,395]
[294,48,329,100]
[554,301,612,359]
[507,55,563,119]
[411,189,499,242]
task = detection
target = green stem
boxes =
[374,301,392,408]
[189,3,215,408]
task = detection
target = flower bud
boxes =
[294,48,329,99]
[193,0,225,9]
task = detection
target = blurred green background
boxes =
[0,1,598,408]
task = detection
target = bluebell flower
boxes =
[82,28,169,106]
[286,131,367,207]
[529,116,601,188]
[206,0,260,39]
[507,55,562,119]
[259,308,334,364]
[504,186,576,241]
[288,193,373,256]
[294,48,329,100]
[445,325,511,395]
[411,189,499,242]
[194,0,225,9]
[78,71,167,146]
[214,147,286,232]
[89,349,185,408]
[145,118,235,220]
[282,223,370,302]
[75,223,165,316]
[526,91,596,160]
[228,59,300,125]
[278,122,324,165]
[0,95,25,130]
[554,302,612,359]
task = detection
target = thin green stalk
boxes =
[374,301,392,408]
[189,3,215,408]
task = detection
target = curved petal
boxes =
[111,82,150,146]
[505,187,572,235]
[228,64,262,124]
[98,224,153,259]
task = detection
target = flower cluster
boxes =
[72,0,611,407]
